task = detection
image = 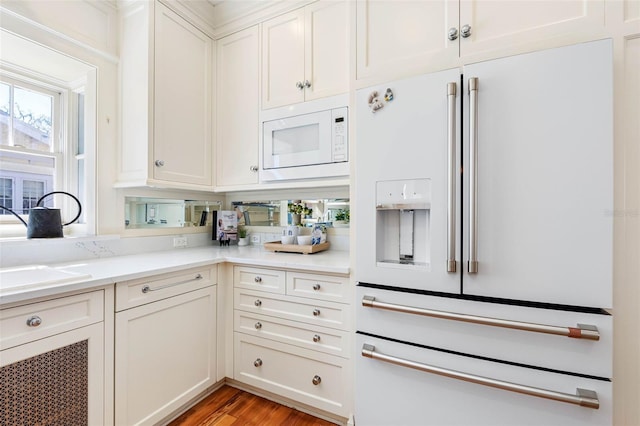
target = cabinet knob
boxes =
[254,276,262,283]
[250,165,259,172]
[255,322,262,330]
[312,308,321,317]
[26,316,42,327]
[461,24,472,38]
[254,299,262,307]
[313,334,321,342]
[304,80,311,89]
[447,27,458,41]
[254,358,263,367]
[154,160,165,167]
[312,375,322,385]
[312,284,321,291]
[296,81,304,90]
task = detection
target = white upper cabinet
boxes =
[262,1,349,109]
[118,1,213,190]
[356,0,605,83]
[215,25,260,188]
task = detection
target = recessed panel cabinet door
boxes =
[154,3,213,187]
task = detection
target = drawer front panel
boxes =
[356,286,612,379]
[0,291,104,350]
[115,266,215,311]
[234,310,350,358]
[234,333,347,416]
[233,266,285,294]
[286,271,349,303]
[234,288,349,330]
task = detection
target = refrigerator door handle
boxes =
[468,77,479,274]
[362,296,600,340]
[447,82,457,273]
[361,344,600,409]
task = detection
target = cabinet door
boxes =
[262,9,305,109]
[304,0,349,101]
[356,0,459,83]
[458,0,605,62]
[115,286,216,426]
[154,3,213,187]
[216,26,260,187]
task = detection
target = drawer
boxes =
[234,333,348,416]
[286,271,350,303]
[234,310,350,358]
[356,286,613,379]
[115,266,216,311]
[234,288,350,331]
[233,266,285,294]
[0,290,104,350]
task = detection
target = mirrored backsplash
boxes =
[125,197,221,229]
[233,198,349,228]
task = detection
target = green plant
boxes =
[238,226,247,238]
[288,202,305,214]
[335,209,350,222]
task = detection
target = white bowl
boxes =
[281,236,295,245]
[297,235,312,245]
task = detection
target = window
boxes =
[0,74,83,222]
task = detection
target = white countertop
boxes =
[0,245,350,306]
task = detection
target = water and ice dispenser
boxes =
[376,179,431,268]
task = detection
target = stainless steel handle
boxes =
[254,299,262,307]
[254,276,262,283]
[362,296,600,340]
[304,80,311,88]
[461,24,472,38]
[313,284,321,291]
[312,308,321,317]
[312,375,322,385]
[362,344,599,409]
[254,322,262,330]
[296,81,304,90]
[142,273,203,293]
[447,82,458,273]
[250,165,258,172]
[254,358,262,367]
[468,77,479,274]
[154,160,164,167]
[26,316,42,327]
[313,334,321,342]
[447,27,458,41]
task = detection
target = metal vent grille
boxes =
[1,340,88,426]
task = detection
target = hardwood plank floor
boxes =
[169,386,337,426]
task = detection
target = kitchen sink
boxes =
[0,265,92,295]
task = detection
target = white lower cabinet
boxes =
[232,265,351,417]
[0,291,105,426]
[114,267,217,426]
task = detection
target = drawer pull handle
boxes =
[254,276,262,283]
[362,296,600,341]
[313,284,321,291]
[313,334,321,342]
[26,316,42,327]
[254,299,262,307]
[142,274,204,293]
[361,344,599,409]
[255,322,262,330]
[312,309,321,317]
[312,375,322,385]
[254,358,263,367]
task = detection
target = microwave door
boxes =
[263,110,333,169]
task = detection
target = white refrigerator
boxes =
[354,39,613,425]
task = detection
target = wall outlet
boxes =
[173,236,188,248]
[250,234,261,244]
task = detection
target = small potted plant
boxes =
[237,225,249,246]
[288,202,305,225]
[334,209,350,227]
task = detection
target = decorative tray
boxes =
[263,241,330,254]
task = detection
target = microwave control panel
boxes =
[332,107,349,162]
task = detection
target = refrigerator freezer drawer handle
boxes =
[361,344,600,409]
[447,82,458,273]
[468,77,479,274]
[361,296,600,340]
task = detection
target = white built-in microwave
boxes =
[260,98,348,182]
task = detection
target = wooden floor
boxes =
[169,385,336,426]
